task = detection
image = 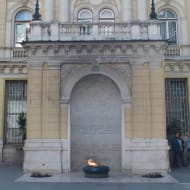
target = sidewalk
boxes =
[0,164,190,190]
[16,170,177,183]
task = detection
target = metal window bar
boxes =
[165,79,190,136]
[4,80,27,145]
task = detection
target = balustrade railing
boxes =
[9,21,187,59]
[28,21,162,41]
[12,48,28,59]
[164,45,180,57]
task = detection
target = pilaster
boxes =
[44,0,54,22]
[27,67,43,139]
[124,103,132,138]
[137,0,147,21]
[122,0,132,22]
[60,0,70,22]
[0,0,6,46]
[131,64,148,138]
[0,79,4,162]
[150,67,166,138]
[27,63,61,139]
[60,104,69,139]
[0,79,4,140]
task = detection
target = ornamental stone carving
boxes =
[0,64,28,75]
[61,63,131,104]
[109,64,131,91]
[165,62,190,72]
[27,42,165,60]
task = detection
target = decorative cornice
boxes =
[165,62,190,72]
[0,64,28,74]
[27,41,166,59]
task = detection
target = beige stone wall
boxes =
[132,65,147,138]
[27,66,60,139]
[150,68,166,138]
[0,79,4,140]
[131,64,166,139]
[0,0,6,47]
[27,63,166,140]
[60,104,68,139]
[124,104,132,138]
[41,0,45,20]
[132,0,137,19]
[147,0,151,17]
[54,0,59,21]
[187,77,190,118]
[185,0,190,43]
[27,69,42,139]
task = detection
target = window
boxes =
[15,10,32,47]
[77,9,93,22]
[165,79,190,136]
[158,9,177,44]
[99,9,115,35]
[99,9,115,22]
[77,9,93,35]
[4,80,27,144]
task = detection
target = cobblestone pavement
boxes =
[1,164,190,190]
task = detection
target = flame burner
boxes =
[83,159,110,178]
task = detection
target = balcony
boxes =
[22,21,190,59]
[12,48,28,59]
[27,21,162,42]
[164,45,180,57]
[0,47,27,61]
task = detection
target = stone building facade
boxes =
[0,0,190,174]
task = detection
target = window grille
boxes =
[165,79,190,136]
[4,80,27,144]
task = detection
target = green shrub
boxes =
[16,112,26,140]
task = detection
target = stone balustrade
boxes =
[28,21,162,42]
[0,47,27,61]
[164,45,180,57]
[12,48,28,59]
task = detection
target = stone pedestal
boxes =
[23,139,69,173]
[124,138,170,174]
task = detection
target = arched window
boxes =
[99,9,115,22]
[77,9,92,35]
[158,9,177,44]
[15,10,32,47]
[77,9,92,22]
[99,9,115,35]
